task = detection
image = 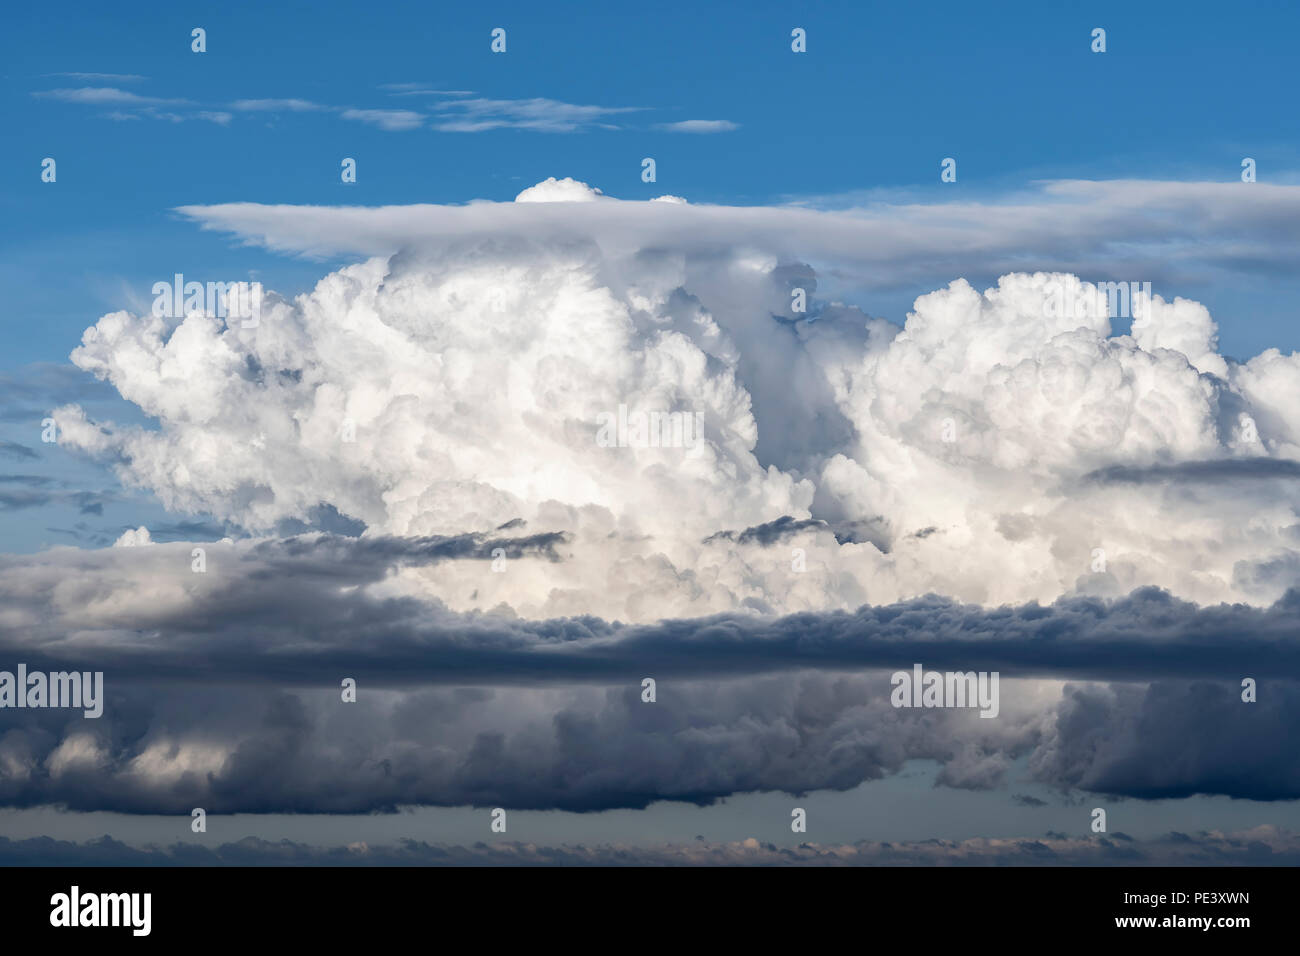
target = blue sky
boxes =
[5,0,1300,368]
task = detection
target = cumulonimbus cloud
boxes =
[9,178,1298,820]
[49,179,1300,622]
[0,667,1292,813]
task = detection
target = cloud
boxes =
[0,528,1295,811]
[0,488,113,514]
[132,518,230,542]
[229,98,329,112]
[42,73,146,83]
[0,670,1016,813]
[0,441,37,461]
[104,108,231,125]
[428,97,642,132]
[340,109,426,131]
[33,87,192,106]
[171,179,1300,288]
[382,84,475,97]
[2,827,1296,865]
[657,120,739,133]
[705,515,832,546]
[50,181,1299,620]
[514,177,606,202]
[37,86,428,130]
[113,525,152,547]
[1086,459,1300,484]
[0,637,1290,812]
[32,86,238,125]
[2,533,1299,686]
[1030,681,1300,800]
[17,177,1300,819]
[0,475,53,487]
[0,490,52,511]
[0,362,120,433]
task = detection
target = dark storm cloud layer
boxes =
[0,534,1296,813]
[2,533,1298,686]
[1,672,1295,813]
[2,827,1296,866]
[1034,681,1300,801]
[0,673,1015,812]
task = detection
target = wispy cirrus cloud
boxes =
[0,361,118,423]
[33,87,192,106]
[104,108,231,125]
[341,108,426,131]
[391,89,475,97]
[429,96,643,132]
[36,84,644,135]
[0,488,113,514]
[33,85,232,124]
[229,97,330,112]
[42,72,147,83]
[657,119,739,133]
[0,440,38,461]
[380,82,475,96]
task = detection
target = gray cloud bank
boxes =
[0,674,1293,814]
[2,827,1295,866]
[0,532,1295,813]
[2,534,1298,686]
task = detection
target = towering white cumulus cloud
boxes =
[55,180,1300,621]
[513,176,605,203]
